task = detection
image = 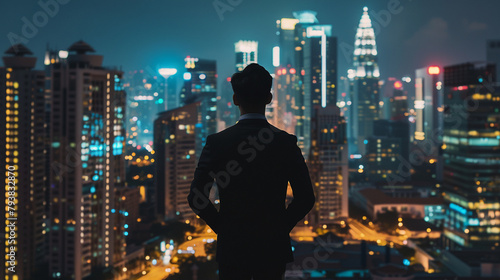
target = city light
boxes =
[427,66,440,75]
[273,46,280,67]
[159,68,177,76]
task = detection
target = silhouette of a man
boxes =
[188,63,315,280]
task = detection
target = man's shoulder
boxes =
[209,123,296,143]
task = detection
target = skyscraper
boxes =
[48,41,126,279]
[180,57,217,156]
[154,102,201,222]
[235,40,258,72]
[442,62,500,249]
[309,105,348,225]
[414,66,444,181]
[347,7,381,155]
[1,44,46,280]
[281,10,337,159]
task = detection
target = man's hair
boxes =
[231,63,272,107]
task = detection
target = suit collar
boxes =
[235,118,269,125]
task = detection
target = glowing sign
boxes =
[427,66,440,75]
[183,72,192,80]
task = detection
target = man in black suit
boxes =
[188,63,315,280]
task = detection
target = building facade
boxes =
[1,44,47,280]
[47,41,126,279]
[442,62,500,248]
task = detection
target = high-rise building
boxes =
[159,68,179,112]
[1,44,46,280]
[282,10,337,159]
[235,40,258,72]
[442,62,500,249]
[347,7,381,155]
[276,17,300,68]
[414,66,444,181]
[274,66,298,134]
[364,120,409,184]
[180,57,217,156]
[308,105,348,225]
[154,102,201,222]
[219,41,258,130]
[47,41,126,279]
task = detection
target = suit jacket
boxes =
[187,118,315,266]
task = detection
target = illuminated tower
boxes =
[442,62,500,249]
[1,44,46,280]
[414,66,444,181]
[48,41,126,279]
[154,102,201,221]
[235,40,258,72]
[291,10,337,159]
[180,57,217,156]
[347,7,380,155]
[309,105,348,225]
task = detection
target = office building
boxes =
[180,57,217,156]
[1,44,46,280]
[279,10,337,159]
[154,102,201,222]
[309,105,348,225]
[442,62,500,249]
[414,66,444,181]
[48,41,126,279]
[235,40,258,72]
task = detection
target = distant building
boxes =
[235,40,258,72]
[347,7,381,155]
[180,57,217,156]
[292,10,337,158]
[413,66,444,182]
[442,62,500,249]
[0,44,46,280]
[308,105,348,225]
[486,40,500,82]
[123,69,170,148]
[351,188,444,221]
[154,102,201,222]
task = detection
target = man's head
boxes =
[231,63,272,113]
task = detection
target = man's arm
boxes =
[187,135,220,233]
[285,135,315,232]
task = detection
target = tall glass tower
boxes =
[347,7,380,155]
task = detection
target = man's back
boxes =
[188,118,315,266]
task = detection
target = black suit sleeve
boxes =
[187,135,220,233]
[285,135,315,232]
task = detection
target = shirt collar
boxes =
[238,113,267,121]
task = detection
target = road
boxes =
[348,218,406,246]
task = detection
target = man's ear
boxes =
[232,94,240,106]
[265,91,272,105]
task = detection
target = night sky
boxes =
[1,0,499,83]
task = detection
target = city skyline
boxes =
[2,1,500,279]
[1,0,499,84]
